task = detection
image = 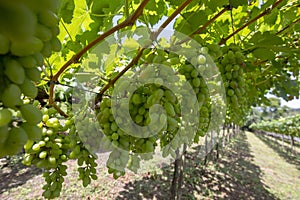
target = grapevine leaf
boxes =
[59,0,75,24]
[252,48,275,60]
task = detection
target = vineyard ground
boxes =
[0,131,299,200]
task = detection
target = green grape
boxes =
[4,127,28,155]
[197,54,206,65]
[48,156,56,165]
[0,1,36,40]
[164,102,175,117]
[50,37,61,52]
[229,80,238,89]
[21,122,42,141]
[144,140,154,152]
[25,67,41,82]
[35,24,52,42]
[227,89,235,96]
[19,78,38,98]
[39,151,48,159]
[10,36,43,56]
[0,33,10,54]
[20,104,42,125]
[18,55,37,68]
[4,59,25,84]
[164,90,177,104]
[0,108,12,127]
[131,93,142,105]
[40,41,52,57]
[0,125,9,144]
[32,143,41,151]
[38,10,58,28]
[24,140,34,151]
[2,84,22,108]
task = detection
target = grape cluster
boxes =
[96,47,216,177]
[0,0,61,157]
[22,105,71,199]
[217,44,247,122]
[177,48,212,143]
[21,103,98,199]
[75,105,103,155]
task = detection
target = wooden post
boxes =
[177,144,187,200]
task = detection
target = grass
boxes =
[0,131,299,199]
[248,132,300,199]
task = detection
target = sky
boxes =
[280,98,300,109]
[266,93,300,109]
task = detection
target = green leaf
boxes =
[249,31,283,46]
[181,11,208,29]
[252,48,275,60]
[264,8,278,26]
[206,0,228,11]
[229,0,248,8]
[59,0,75,24]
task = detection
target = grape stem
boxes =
[218,0,285,45]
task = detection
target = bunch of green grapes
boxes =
[177,49,212,143]
[22,103,98,199]
[97,50,190,177]
[0,0,61,157]
[217,44,247,122]
[97,84,181,177]
[22,104,71,199]
[74,105,103,155]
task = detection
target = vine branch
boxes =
[219,0,284,45]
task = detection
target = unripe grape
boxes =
[20,104,42,125]
[2,84,22,108]
[144,140,154,152]
[25,67,41,82]
[18,55,37,68]
[41,41,52,57]
[4,59,25,84]
[50,37,61,52]
[21,122,42,141]
[0,125,9,144]
[197,54,206,65]
[131,93,142,105]
[19,78,38,98]
[164,102,176,117]
[38,10,58,27]
[4,127,28,155]
[35,24,52,41]
[10,36,43,56]
[0,33,10,54]
[39,151,48,159]
[0,109,12,127]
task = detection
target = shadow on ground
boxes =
[116,132,278,199]
[255,133,300,171]
[0,156,42,194]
